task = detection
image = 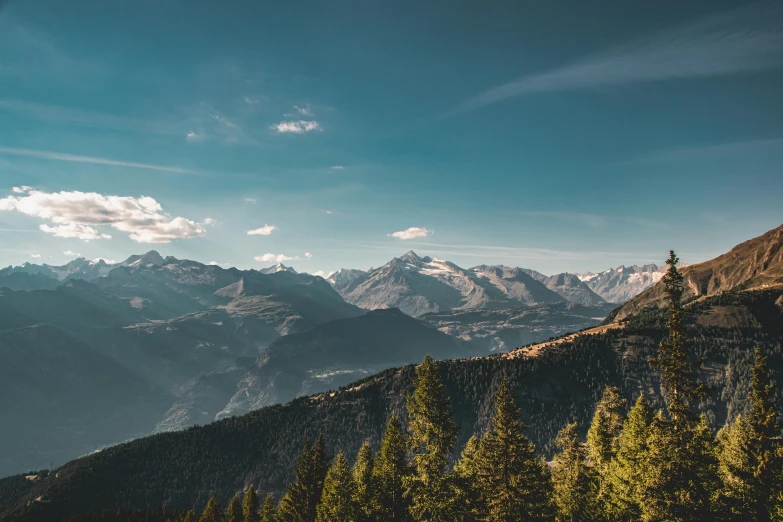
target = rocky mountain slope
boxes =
[613,224,783,321]
[521,269,605,305]
[577,264,665,303]
[332,251,564,316]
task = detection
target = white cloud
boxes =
[294,105,313,116]
[208,261,230,267]
[12,185,32,193]
[0,146,196,174]
[40,223,112,240]
[272,120,322,134]
[62,250,81,257]
[331,165,345,170]
[30,253,41,258]
[310,270,327,278]
[304,252,313,259]
[325,210,333,214]
[388,227,433,240]
[244,197,258,204]
[254,253,295,263]
[186,131,205,141]
[247,224,278,236]
[0,188,206,243]
[93,257,116,264]
[202,217,216,226]
[447,2,783,117]
[244,97,259,105]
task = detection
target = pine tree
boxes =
[353,442,376,522]
[226,493,243,522]
[649,251,705,427]
[604,395,654,520]
[452,435,483,522]
[473,377,555,521]
[642,251,719,521]
[373,415,412,522]
[405,355,457,522]
[718,349,783,521]
[552,423,599,522]
[183,511,198,522]
[243,485,261,522]
[198,497,221,522]
[279,437,330,522]
[316,452,358,522]
[260,494,277,522]
[586,386,626,468]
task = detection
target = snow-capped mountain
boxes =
[258,263,297,275]
[330,251,564,316]
[520,269,605,305]
[0,256,118,283]
[577,264,665,303]
[325,268,366,288]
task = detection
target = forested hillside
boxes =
[2,283,780,521]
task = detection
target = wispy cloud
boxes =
[272,120,322,134]
[632,136,783,164]
[447,1,783,116]
[0,99,180,135]
[294,105,314,116]
[0,146,197,174]
[331,165,345,170]
[388,227,433,240]
[63,250,81,257]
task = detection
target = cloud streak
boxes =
[247,224,278,236]
[0,146,198,174]
[272,120,322,134]
[447,2,783,116]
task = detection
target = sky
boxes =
[0,0,782,276]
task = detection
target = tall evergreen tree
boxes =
[405,355,457,522]
[452,435,483,522]
[642,251,719,521]
[649,251,705,427]
[718,348,783,521]
[586,386,626,469]
[260,494,277,522]
[604,395,654,520]
[279,437,330,522]
[243,485,261,522]
[353,442,376,522]
[552,423,599,522]
[474,377,555,522]
[373,415,412,522]
[183,511,198,522]
[226,493,243,522]
[316,452,358,522]
[198,497,221,522]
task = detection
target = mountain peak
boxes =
[399,250,422,262]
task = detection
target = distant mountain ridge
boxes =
[577,263,665,303]
[613,224,783,321]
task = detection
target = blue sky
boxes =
[0,0,781,275]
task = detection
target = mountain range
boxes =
[0,250,632,478]
[326,251,617,316]
[576,264,666,303]
[2,224,781,522]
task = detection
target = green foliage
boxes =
[198,497,221,522]
[278,438,329,522]
[472,377,555,522]
[225,494,242,522]
[242,486,260,522]
[603,395,653,520]
[552,423,599,522]
[405,355,457,522]
[316,453,357,522]
[352,442,375,522]
[260,494,276,522]
[372,416,412,522]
